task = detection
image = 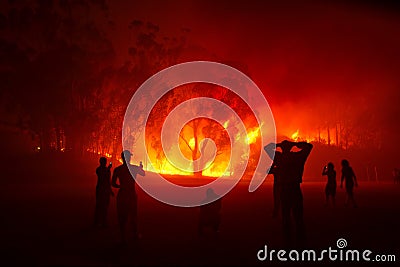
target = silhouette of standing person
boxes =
[198,188,221,238]
[265,140,313,247]
[340,159,358,208]
[94,157,114,227]
[265,148,282,218]
[322,162,336,207]
[112,150,145,244]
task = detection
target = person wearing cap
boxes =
[264,140,313,247]
[112,150,145,244]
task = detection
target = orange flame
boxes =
[246,127,260,144]
[291,129,300,141]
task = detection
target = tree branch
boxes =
[179,133,193,152]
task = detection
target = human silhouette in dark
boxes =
[112,150,145,244]
[340,159,358,208]
[198,188,222,238]
[264,140,313,247]
[94,157,114,227]
[322,162,336,207]
[265,149,282,218]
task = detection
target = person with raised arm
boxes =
[112,150,145,244]
[264,140,313,247]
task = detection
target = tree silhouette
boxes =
[0,1,191,159]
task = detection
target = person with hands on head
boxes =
[264,140,313,248]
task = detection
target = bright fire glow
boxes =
[144,157,228,177]
[223,120,229,129]
[188,137,195,150]
[291,129,299,141]
[246,127,259,144]
[285,127,344,146]
[85,84,265,178]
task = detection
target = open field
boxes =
[1,154,399,266]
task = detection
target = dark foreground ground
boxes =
[1,153,399,266]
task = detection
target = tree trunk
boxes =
[193,139,202,178]
[327,126,331,146]
[192,124,202,178]
[335,123,339,146]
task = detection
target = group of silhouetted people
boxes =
[94,150,221,244]
[94,150,145,244]
[322,160,358,207]
[94,140,362,247]
[264,140,361,247]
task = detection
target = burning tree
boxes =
[142,83,261,177]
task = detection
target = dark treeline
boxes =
[0,0,196,159]
[0,1,398,181]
